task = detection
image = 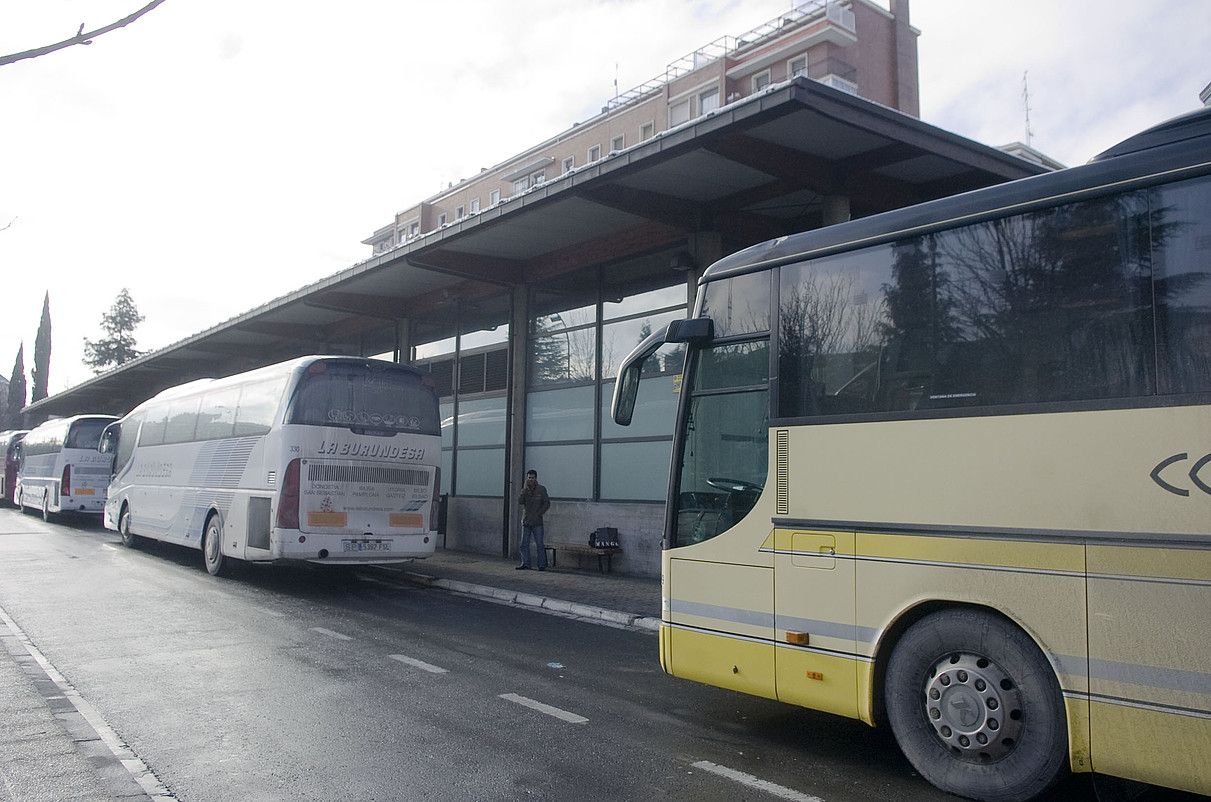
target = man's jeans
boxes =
[519,524,547,569]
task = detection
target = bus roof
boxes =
[700,107,1211,284]
[130,355,424,416]
[24,415,118,435]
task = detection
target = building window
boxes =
[588,145,601,162]
[789,55,807,77]
[437,213,447,226]
[669,98,691,127]
[561,156,575,173]
[699,87,720,114]
[531,169,546,186]
[640,122,654,141]
[752,70,771,92]
[455,205,465,220]
[470,198,480,214]
[409,221,419,238]
[512,178,528,195]
[489,189,500,205]
[611,134,625,152]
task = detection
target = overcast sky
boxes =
[1,0,1207,398]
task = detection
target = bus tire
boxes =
[884,608,1067,802]
[202,513,229,577]
[119,507,141,549]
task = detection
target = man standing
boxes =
[517,469,550,571]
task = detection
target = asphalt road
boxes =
[0,508,1189,802]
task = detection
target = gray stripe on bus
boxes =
[758,547,1085,579]
[770,517,1211,551]
[669,600,878,643]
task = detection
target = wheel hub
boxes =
[924,652,1024,762]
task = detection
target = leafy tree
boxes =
[4,344,26,429]
[31,292,51,402]
[83,288,145,373]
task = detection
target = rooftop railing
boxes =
[602,0,855,113]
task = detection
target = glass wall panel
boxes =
[416,336,456,361]
[600,441,673,501]
[600,375,679,439]
[524,444,593,499]
[455,448,505,496]
[439,402,454,450]
[460,326,509,351]
[1152,176,1211,394]
[440,449,452,495]
[601,309,686,378]
[530,328,596,386]
[700,271,770,335]
[526,386,594,441]
[457,396,506,447]
[604,285,685,320]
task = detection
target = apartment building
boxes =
[363,0,919,255]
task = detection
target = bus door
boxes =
[771,515,860,719]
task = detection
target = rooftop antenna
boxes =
[614,62,619,98]
[1022,70,1034,148]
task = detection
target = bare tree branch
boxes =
[0,217,14,232]
[0,0,169,67]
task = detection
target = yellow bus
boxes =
[612,108,1211,801]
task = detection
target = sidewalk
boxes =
[372,547,662,626]
[0,615,153,802]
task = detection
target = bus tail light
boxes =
[61,464,71,497]
[277,458,301,530]
[430,467,441,531]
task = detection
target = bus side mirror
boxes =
[98,424,118,455]
[611,317,713,426]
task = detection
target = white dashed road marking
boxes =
[388,654,449,674]
[691,761,823,802]
[499,693,588,724]
[310,627,352,641]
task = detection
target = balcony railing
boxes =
[602,0,855,113]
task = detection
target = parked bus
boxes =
[612,107,1211,801]
[15,416,117,520]
[0,429,30,506]
[101,356,442,577]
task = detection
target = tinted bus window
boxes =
[1152,175,1211,395]
[778,191,1154,418]
[234,379,285,436]
[140,407,168,446]
[700,270,769,337]
[288,362,440,434]
[196,388,239,440]
[65,419,109,450]
[164,398,201,444]
[115,415,142,473]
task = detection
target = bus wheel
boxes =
[119,507,140,549]
[884,608,1067,802]
[202,514,228,577]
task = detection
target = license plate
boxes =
[342,539,393,553]
[74,488,96,495]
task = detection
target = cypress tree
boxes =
[4,344,26,429]
[31,292,51,402]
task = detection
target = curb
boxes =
[387,569,660,633]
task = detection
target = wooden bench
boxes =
[544,543,622,573]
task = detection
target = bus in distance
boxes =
[612,107,1211,801]
[0,429,29,506]
[15,416,117,521]
[101,356,442,577]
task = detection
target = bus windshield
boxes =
[288,361,440,435]
[66,419,111,450]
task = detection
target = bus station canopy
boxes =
[26,78,1045,419]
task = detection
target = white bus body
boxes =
[102,356,442,574]
[16,416,118,519]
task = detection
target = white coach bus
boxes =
[101,356,443,576]
[16,415,118,521]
